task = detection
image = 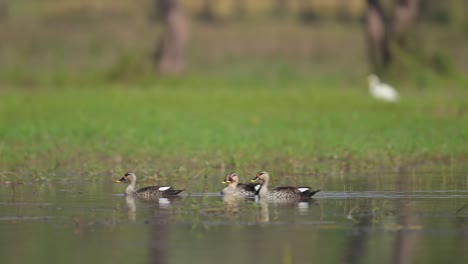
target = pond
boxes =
[1,169,467,264]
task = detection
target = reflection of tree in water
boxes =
[131,196,180,264]
[341,171,422,264]
[454,205,468,260]
[392,172,421,264]
[148,206,169,264]
[121,194,179,263]
[341,203,373,264]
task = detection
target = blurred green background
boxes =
[0,0,467,86]
[0,0,467,179]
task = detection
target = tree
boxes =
[197,0,216,23]
[390,0,420,46]
[273,0,289,17]
[154,0,188,74]
[233,0,247,18]
[366,0,420,72]
[366,0,389,71]
[0,0,8,21]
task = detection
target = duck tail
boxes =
[306,189,321,197]
[167,189,184,195]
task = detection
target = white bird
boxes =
[368,74,399,102]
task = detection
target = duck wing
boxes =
[136,186,184,196]
[273,186,320,197]
[238,183,262,194]
[272,186,301,192]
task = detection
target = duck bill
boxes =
[222,179,234,184]
[222,176,234,184]
[115,177,126,183]
[250,176,259,183]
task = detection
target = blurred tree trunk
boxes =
[233,0,247,18]
[366,0,389,70]
[390,0,419,47]
[154,0,188,74]
[0,0,8,21]
[273,0,288,16]
[337,0,352,22]
[298,0,319,23]
[366,0,419,72]
[198,0,216,22]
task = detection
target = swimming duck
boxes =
[221,172,261,197]
[115,172,183,198]
[250,171,320,201]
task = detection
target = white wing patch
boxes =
[159,186,171,191]
[254,184,262,192]
[298,188,309,193]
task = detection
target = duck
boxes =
[250,171,320,201]
[115,172,183,199]
[221,172,261,197]
[368,74,399,102]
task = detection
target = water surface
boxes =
[1,170,467,264]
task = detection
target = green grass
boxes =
[1,8,467,181]
[1,75,467,181]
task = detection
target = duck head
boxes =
[116,172,136,183]
[251,171,269,183]
[222,172,238,184]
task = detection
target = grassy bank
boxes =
[1,10,467,181]
[0,76,467,181]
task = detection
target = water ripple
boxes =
[319,191,468,199]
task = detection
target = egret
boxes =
[368,74,399,102]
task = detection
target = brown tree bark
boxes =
[390,0,419,46]
[366,0,419,71]
[154,0,188,74]
[337,0,352,22]
[366,0,389,70]
[0,0,8,21]
[233,0,247,18]
[275,0,288,13]
[198,0,216,22]
[274,0,288,15]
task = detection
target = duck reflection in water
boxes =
[222,193,241,215]
[123,193,179,221]
[125,196,136,221]
[254,197,319,224]
[256,200,270,224]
